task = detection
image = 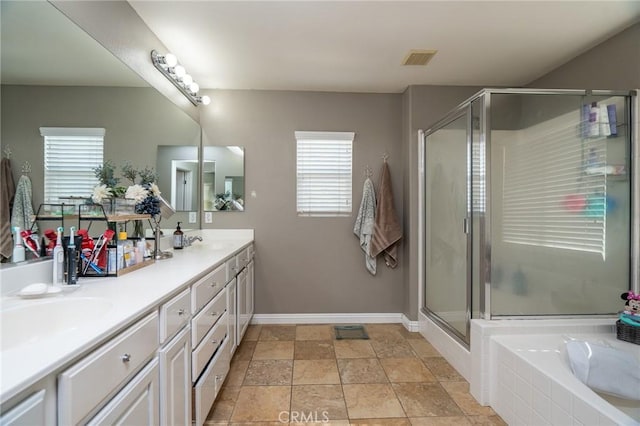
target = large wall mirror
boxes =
[203,146,245,211]
[0,0,201,250]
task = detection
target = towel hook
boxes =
[2,146,11,159]
[382,152,389,163]
[364,165,372,178]
[21,161,32,174]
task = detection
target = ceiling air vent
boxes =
[402,49,437,66]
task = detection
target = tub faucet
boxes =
[183,235,203,247]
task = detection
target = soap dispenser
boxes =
[173,222,184,249]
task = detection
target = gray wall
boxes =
[200,89,404,314]
[527,22,640,89]
[1,85,200,229]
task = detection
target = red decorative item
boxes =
[562,194,586,212]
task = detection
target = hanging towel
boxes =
[11,174,37,234]
[1,158,16,259]
[353,177,377,275]
[370,161,402,268]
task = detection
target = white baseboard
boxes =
[401,314,420,332]
[251,313,405,326]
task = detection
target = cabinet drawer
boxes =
[191,289,226,348]
[191,264,226,314]
[236,248,250,271]
[160,288,191,344]
[58,312,159,425]
[87,358,159,425]
[192,338,230,426]
[192,312,227,381]
[247,243,254,261]
[225,256,238,282]
[0,389,46,426]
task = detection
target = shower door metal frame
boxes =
[420,88,638,333]
[421,106,473,347]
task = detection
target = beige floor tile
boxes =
[333,339,376,358]
[342,383,406,419]
[370,338,416,358]
[440,382,496,416]
[294,340,336,360]
[380,358,436,383]
[292,359,340,385]
[296,324,333,340]
[290,384,348,420]
[392,382,464,417]
[466,415,507,425]
[337,358,388,384]
[290,422,350,426]
[259,325,297,341]
[364,324,407,342]
[421,357,464,381]
[350,419,411,425]
[409,417,472,426]
[225,360,250,387]
[253,341,295,360]
[229,422,284,426]
[408,339,441,358]
[234,340,256,361]
[206,386,240,422]
[243,359,293,385]
[230,386,291,422]
[243,324,262,341]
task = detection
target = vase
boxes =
[133,220,144,238]
[114,198,136,215]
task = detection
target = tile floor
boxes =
[205,324,506,425]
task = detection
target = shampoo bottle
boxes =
[12,226,25,262]
[173,222,183,249]
[53,227,64,285]
[66,226,78,284]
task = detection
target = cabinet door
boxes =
[159,326,191,426]
[236,269,247,343]
[0,390,46,426]
[247,260,254,321]
[87,358,159,425]
[227,278,237,357]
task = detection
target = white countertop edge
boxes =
[0,229,254,404]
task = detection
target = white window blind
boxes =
[502,123,606,257]
[295,131,354,217]
[41,127,105,203]
[470,139,486,213]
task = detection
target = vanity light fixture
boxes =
[151,50,210,106]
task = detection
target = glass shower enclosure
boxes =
[421,89,637,347]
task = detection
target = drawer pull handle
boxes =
[210,282,217,288]
[178,308,186,316]
[121,353,132,363]
[212,339,218,344]
[215,374,223,380]
[210,311,218,316]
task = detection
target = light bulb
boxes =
[200,95,211,105]
[182,74,193,86]
[189,82,200,93]
[163,53,177,67]
[174,65,186,78]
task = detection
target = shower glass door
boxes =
[424,111,470,343]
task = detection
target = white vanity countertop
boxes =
[0,229,253,403]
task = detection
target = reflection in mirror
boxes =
[1,1,201,264]
[203,146,245,212]
[156,146,199,212]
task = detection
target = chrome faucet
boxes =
[183,235,203,247]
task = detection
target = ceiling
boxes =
[130,1,640,93]
[2,1,639,93]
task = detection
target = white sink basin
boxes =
[0,297,113,351]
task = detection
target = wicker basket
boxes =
[616,320,640,345]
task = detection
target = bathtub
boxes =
[489,332,639,426]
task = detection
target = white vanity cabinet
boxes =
[226,278,237,357]
[158,289,192,426]
[0,389,46,426]
[236,246,255,343]
[58,312,159,424]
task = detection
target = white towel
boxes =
[11,175,37,234]
[353,177,376,275]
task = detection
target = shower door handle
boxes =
[463,217,470,234]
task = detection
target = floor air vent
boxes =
[334,325,369,340]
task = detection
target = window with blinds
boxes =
[41,127,105,203]
[295,131,354,217]
[502,123,606,257]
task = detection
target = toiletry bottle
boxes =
[66,226,78,284]
[173,222,184,249]
[117,230,128,270]
[53,227,64,284]
[12,226,25,262]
